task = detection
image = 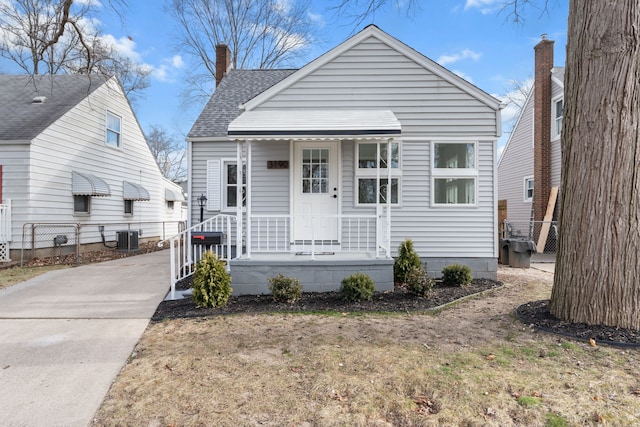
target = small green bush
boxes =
[441,263,473,287]
[394,239,422,283]
[268,274,302,303]
[406,265,434,297]
[340,272,375,302]
[192,251,232,308]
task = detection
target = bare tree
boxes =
[146,125,187,182]
[168,0,318,104]
[0,0,149,98]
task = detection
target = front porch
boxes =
[230,252,394,295]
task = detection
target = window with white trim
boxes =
[554,99,563,137]
[106,111,121,147]
[74,195,90,214]
[524,176,534,202]
[355,141,401,205]
[432,142,477,206]
[223,161,246,209]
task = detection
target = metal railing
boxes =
[160,214,236,300]
[19,220,186,266]
[249,213,384,259]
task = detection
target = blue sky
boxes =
[2,0,569,151]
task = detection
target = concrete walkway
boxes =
[0,250,171,427]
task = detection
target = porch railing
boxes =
[160,214,236,300]
[249,212,389,259]
[0,200,11,262]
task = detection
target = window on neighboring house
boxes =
[74,195,90,214]
[124,199,133,215]
[554,99,563,137]
[355,141,401,205]
[524,177,534,202]
[167,200,174,210]
[432,142,477,206]
[106,111,121,147]
[224,161,246,209]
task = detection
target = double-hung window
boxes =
[554,99,563,138]
[524,177,534,202]
[106,111,121,147]
[223,161,246,210]
[355,141,401,205]
[432,141,477,206]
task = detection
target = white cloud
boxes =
[152,64,168,81]
[100,34,142,62]
[172,55,184,68]
[464,0,504,14]
[437,49,481,66]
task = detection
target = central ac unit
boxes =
[116,230,139,251]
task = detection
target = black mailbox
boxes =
[191,231,224,246]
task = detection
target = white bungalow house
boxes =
[498,36,563,247]
[185,25,504,295]
[0,74,185,262]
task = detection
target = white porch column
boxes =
[236,139,244,258]
[246,140,252,259]
[376,141,381,258]
[386,138,393,258]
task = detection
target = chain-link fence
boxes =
[502,220,558,254]
[20,221,186,266]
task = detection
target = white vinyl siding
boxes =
[256,37,498,138]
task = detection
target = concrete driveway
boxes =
[0,250,171,427]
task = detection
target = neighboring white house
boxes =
[0,74,185,262]
[498,36,563,240]
[186,25,504,294]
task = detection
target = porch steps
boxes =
[228,257,394,295]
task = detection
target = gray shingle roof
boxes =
[0,74,108,141]
[187,69,296,139]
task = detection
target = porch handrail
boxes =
[0,200,11,244]
[159,214,237,300]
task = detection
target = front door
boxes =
[293,141,339,244]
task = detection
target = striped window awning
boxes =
[72,171,111,196]
[228,110,402,139]
[123,181,150,201]
[165,188,184,202]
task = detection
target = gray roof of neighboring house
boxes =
[187,69,297,139]
[0,74,108,141]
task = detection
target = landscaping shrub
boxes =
[406,265,434,297]
[192,251,232,308]
[441,263,473,287]
[340,272,375,302]
[268,274,302,303]
[394,239,421,283]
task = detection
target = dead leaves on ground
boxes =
[413,395,440,415]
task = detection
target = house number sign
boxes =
[267,161,289,169]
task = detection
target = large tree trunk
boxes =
[550,1,640,329]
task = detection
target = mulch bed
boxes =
[516,300,640,348]
[152,278,502,321]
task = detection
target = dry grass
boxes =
[0,265,69,290]
[93,268,640,426]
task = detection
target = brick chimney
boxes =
[533,35,554,222]
[215,44,231,87]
